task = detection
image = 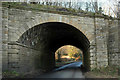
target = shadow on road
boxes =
[34,61,85,78]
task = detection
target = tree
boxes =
[117,1,120,18]
[85,2,89,11]
[64,2,67,8]
[56,49,62,62]
[77,2,83,12]
[94,1,98,13]
[98,7,103,14]
[91,0,98,13]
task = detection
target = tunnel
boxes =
[18,22,90,71]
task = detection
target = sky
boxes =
[28,0,120,17]
[102,0,120,17]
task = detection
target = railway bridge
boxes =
[1,7,120,74]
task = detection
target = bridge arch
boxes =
[5,10,97,73]
[17,22,90,72]
[13,13,94,45]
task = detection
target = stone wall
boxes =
[95,18,108,68]
[108,20,120,66]
[5,8,96,71]
[8,42,41,74]
[2,8,9,71]
[0,2,2,79]
[118,20,120,66]
[89,18,109,69]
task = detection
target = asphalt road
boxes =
[37,61,85,78]
[54,61,83,71]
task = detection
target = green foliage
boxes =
[73,53,78,58]
[3,70,20,78]
[98,7,103,14]
[73,53,81,58]
[68,52,73,58]
[63,53,68,56]
[57,53,61,62]
[2,2,111,19]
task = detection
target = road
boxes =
[54,61,83,71]
[37,61,85,78]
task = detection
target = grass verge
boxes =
[85,66,119,78]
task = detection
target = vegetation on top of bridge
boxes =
[2,2,116,19]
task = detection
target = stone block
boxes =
[2,44,8,51]
[97,61,108,68]
[8,49,19,54]
[90,60,96,65]
[2,34,8,40]
[90,64,96,70]
[8,36,18,42]
[90,49,95,53]
[26,22,32,28]
[2,51,8,57]
[90,57,96,61]
[10,45,19,49]
[90,52,96,57]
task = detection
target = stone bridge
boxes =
[1,7,120,74]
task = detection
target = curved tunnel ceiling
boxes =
[18,22,90,53]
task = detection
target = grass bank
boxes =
[85,66,119,78]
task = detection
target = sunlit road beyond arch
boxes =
[37,61,85,78]
[54,61,83,71]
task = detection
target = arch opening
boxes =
[18,22,90,72]
[55,45,83,68]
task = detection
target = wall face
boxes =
[89,18,109,69]
[118,20,120,65]
[2,8,9,71]
[8,42,41,74]
[108,20,120,66]
[95,18,109,68]
[0,2,2,79]
[1,7,120,74]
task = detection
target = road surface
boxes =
[54,61,83,71]
[37,61,85,78]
